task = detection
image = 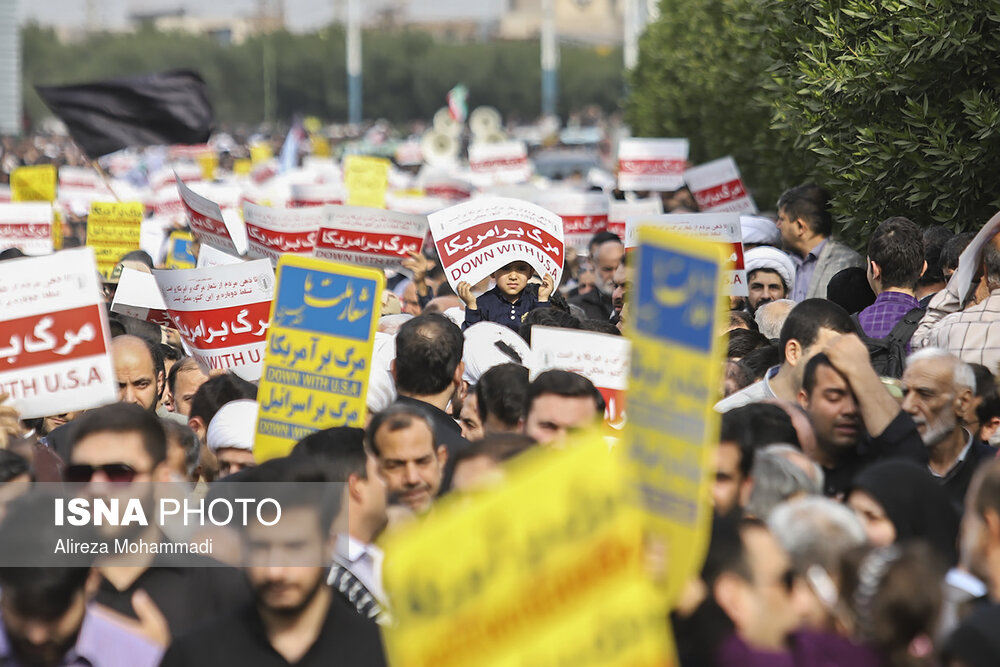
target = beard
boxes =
[920,410,958,448]
[6,624,81,667]
[253,568,327,617]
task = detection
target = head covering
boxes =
[442,306,465,329]
[827,267,876,315]
[741,215,781,246]
[206,399,258,452]
[461,322,530,385]
[366,332,397,413]
[849,460,959,564]
[744,245,796,292]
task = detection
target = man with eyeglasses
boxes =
[66,403,251,648]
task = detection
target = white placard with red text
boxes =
[625,212,747,296]
[617,138,689,192]
[530,326,629,429]
[468,141,533,186]
[289,183,345,208]
[176,175,246,256]
[536,190,609,254]
[0,203,54,256]
[153,259,274,381]
[0,248,117,418]
[314,206,428,269]
[606,198,662,241]
[683,157,757,214]
[110,268,172,327]
[243,201,323,265]
[430,197,564,291]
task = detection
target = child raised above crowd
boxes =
[457,261,554,332]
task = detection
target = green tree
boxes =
[745,0,1000,239]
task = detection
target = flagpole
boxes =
[90,159,121,203]
[540,0,558,118]
[347,0,362,126]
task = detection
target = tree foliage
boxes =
[628,0,1000,241]
[21,24,623,130]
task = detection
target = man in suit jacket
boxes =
[777,184,863,301]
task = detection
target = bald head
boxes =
[111,335,163,412]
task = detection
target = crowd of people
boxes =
[1,124,1000,667]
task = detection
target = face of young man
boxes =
[171,368,208,417]
[2,588,87,667]
[747,269,787,314]
[798,364,861,457]
[374,420,445,514]
[524,394,599,446]
[111,338,162,412]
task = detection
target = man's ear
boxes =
[390,358,397,382]
[785,339,802,367]
[436,444,448,469]
[868,258,882,282]
[187,416,205,437]
[157,370,166,400]
[797,388,810,411]
[955,387,974,420]
[713,573,748,627]
[984,509,1000,546]
[347,471,364,502]
[919,259,927,279]
[453,361,465,388]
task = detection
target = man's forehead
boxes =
[813,362,850,389]
[748,268,783,283]
[903,357,954,387]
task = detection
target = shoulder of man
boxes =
[821,239,864,265]
[713,380,766,413]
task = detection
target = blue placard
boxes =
[272,265,379,341]
[634,244,718,352]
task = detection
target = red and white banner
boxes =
[683,156,757,214]
[468,141,532,186]
[110,268,172,327]
[153,259,274,381]
[617,138,689,192]
[243,201,323,265]
[176,175,244,256]
[530,326,629,430]
[196,244,244,269]
[606,198,662,241]
[314,206,427,269]
[536,190,609,254]
[625,212,747,296]
[58,166,101,190]
[289,183,345,208]
[0,203,55,256]
[430,197,564,291]
[0,248,116,418]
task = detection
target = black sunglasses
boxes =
[65,463,141,484]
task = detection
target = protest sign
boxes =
[197,152,218,181]
[243,201,323,265]
[164,231,196,269]
[0,248,117,419]
[382,432,677,667]
[344,155,390,209]
[683,157,757,214]
[86,201,144,279]
[530,326,629,429]
[314,206,428,269]
[289,183,345,208]
[949,209,1000,305]
[617,138,689,192]
[625,213,746,296]
[430,197,564,292]
[468,140,532,186]
[233,158,252,176]
[197,244,243,269]
[110,268,172,327]
[250,143,273,165]
[11,165,57,203]
[625,227,726,604]
[176,175,245,256]
[153,259,274,381]
[254,256,384,461]
[58,166,101,190]
[0,203,55,256]
[606,197,662,241]
[536,190,609,254]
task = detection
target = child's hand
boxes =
[457,281,477,309]
[538,273,555,302]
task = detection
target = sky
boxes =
[19,0,509,32]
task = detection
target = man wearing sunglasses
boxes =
[66,403,251,648]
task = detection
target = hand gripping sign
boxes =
[0,247,117,419]
[682,156,757,214]
[429,197,564,292]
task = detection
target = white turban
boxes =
[744,245,796,292]
[462,322,531,385]
[741,215,781,246]
[366,332,397,413]
[206,400,258,452]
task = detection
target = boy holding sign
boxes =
[457,262,555,332]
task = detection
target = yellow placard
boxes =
[165,231,197,269]
[197,152,218,181]
[624,227,727,606]
[233,158,252,176]
[86,201,144,279]
[52,209,64,251]
[11,165,57,202]
[381,433,677,667]
[254,255,384,461]
[310,136,331,158]
[250,143,273,165]
[344,155,390,209]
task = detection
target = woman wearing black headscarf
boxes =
[845,459,960,565]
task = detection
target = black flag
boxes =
[35,69,215,158]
